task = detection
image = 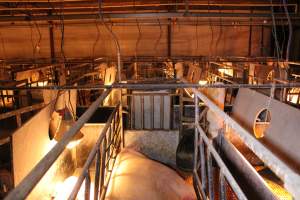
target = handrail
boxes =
[68,103,122,200]
[193,96,247,200]
[0,102,45,120]
[187,80,300,199]
[5,89,111,200]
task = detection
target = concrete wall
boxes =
[12,101,77,199]
[232,88,300,172]
[125,130,179,167]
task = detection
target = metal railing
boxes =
[68,103,123,200]
[5,89,111,200]
[125,91,177,130]
[193,96,247,200]
[189,83,300,199]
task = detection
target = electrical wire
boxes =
[208,0,214,59]
[135,19,142,59]
[0,31,7,60]
[97,0,122,81]
[195,16,199,55]
[92,19,101,60]
[282,0,292,61]
[270,0,281,62]
[215,3,223,56]
[154,19,162,56]
[33,21,42,55]
[60,0,66,63]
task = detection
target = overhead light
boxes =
[49,107,83,149]
[198,80,208,85]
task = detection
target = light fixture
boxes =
[49,107,83,149]
[198,80,208,85]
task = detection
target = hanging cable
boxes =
[282,0,293,61]
[270,0,281,62]
[135,19,142,59]
[60,0,66,63]
[0,31,7,60]
[208,0,214,59]
[33,21,42,55]
[154,19,162,56]
[92,19,101,61]
[195,16,199,55]
[215,3,223,56]
[98,0,122,82]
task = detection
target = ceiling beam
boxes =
[0,12,299,22]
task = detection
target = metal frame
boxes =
[125,92,177,130]
[68,103,122,200]
[1,82,300,91]
[5,89,111,200]
[193,96,247,200]
[190,85,300,199]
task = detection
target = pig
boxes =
[105,148,196,200]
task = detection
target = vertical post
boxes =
[160,96,164,129]
[49,21,55,63]
[248,10,253,57]
[100,138,107,194]
[141,96,144,129]
[219,172,227,200]
[207,151,214,200]
[16,114,22,127]
[167,19,172,58]
[194,95,199,171]
[199,136,206,192]
[120,104,124,148]
[260,25,264,56]
[85,170,91,200]
[94,149,101,200]
[179,89,183,139]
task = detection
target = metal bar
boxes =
[219,172,226,200]
[217,134,277,199]
[167,20,172,57]
[193,96,199,171]
[199,135,206,192]
[190,82,300,199]
[1,56,285,65]
[5,89,111,200]
[151,95,154,129]
[0,102,45,120]
[16,114,22,127]
[160,96,163,129]
[193,171,206,199]
[0,12,299,22]
[207,150,214,200]
[94,149,101,200]
[49,21,55,63]
[99,136,107,195]
[141,96,144,129]
[85,170,91,200]
[196,123,247,199]
[2,82,300,91]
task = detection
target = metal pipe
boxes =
[0,12,298,22]
[189,80,300,199]
[216,134,277,199]
[1,82,300,91]
[196,123,247,200]
[68,103,119,200]
[5,89,111,200]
